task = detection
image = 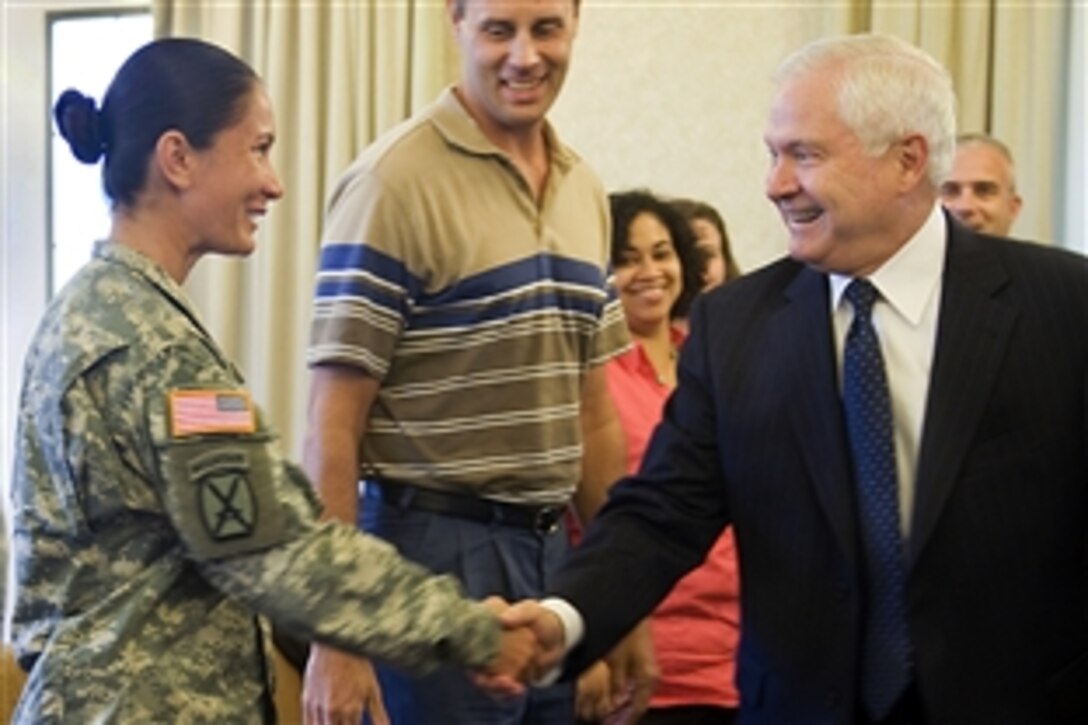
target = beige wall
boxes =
[551,3,831,272]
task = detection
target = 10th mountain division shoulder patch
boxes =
[189,448,257,541]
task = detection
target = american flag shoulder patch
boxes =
[169,389,256,438]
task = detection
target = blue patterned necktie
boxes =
[842,278,912,719]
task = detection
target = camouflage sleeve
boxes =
[137,342,500,673]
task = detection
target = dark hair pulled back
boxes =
[54,90,106,163]
[53,37,258,208]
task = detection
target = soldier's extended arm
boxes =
[140,343,500,674]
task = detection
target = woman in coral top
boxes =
[578,190,741,725]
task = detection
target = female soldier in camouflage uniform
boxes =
[9,38,532,723]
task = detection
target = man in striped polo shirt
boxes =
[300,2,650,723]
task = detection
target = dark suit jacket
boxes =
[553,220,1088,723]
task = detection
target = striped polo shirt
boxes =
[308,88,630,505]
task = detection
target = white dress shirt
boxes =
[829,202,946,538]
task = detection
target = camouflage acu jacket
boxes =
[9,242,499,723]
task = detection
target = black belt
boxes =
[371,480,564,535]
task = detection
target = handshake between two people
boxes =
[473,597,567,696]
[474,597,659,722]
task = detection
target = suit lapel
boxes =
[778,266,860,570]
[909,223,1016,569]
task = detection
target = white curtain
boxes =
[1059,1,1086,254]
[152,0,457,454]
[827,0,1069,243]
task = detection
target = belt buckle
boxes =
[533,506,561,535]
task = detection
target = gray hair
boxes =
[775,33,957,188]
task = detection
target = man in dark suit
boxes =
[496,33,1088,723]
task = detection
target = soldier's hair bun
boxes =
[54,89,107,164]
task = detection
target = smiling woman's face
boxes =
[615,211,682,334]
[185,86,284,258]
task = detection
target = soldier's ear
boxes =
[154,130,198,191]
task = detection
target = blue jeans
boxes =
[360,484,575,725]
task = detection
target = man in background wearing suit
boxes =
[501,33,1088,723]
[939,133,1022,236]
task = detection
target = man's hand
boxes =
[302,644,388,725]
[472,596,534,698]
[603,620,658,721]
[302,369,385,722]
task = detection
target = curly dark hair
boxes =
[609,190,704,320]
